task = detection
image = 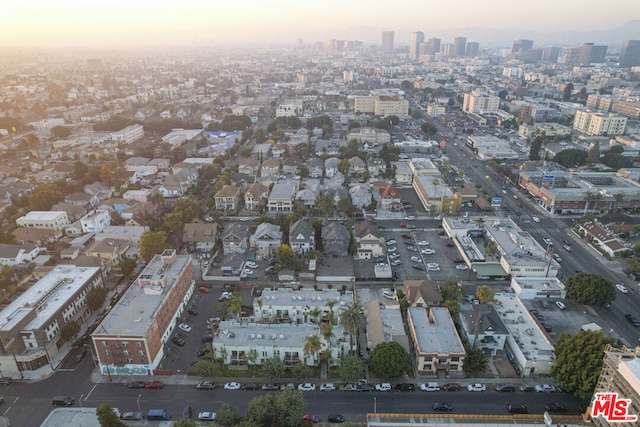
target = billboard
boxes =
[543,175,555,181]
[491,197,503,207]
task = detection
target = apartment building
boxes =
[214,185,241,212]
[16,211,70,231]
[110,124,144,144]
[91,249,194,376]
[0,266,103,376]
[79,209,111,234]
[463,88,499,114]
[267,183,296,214]
[574,110,627,136]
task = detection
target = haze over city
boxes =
[1,0,639,48]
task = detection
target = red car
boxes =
[399,223,407,228]
[401,233,412,239]
[144,380,165,389]
[198,287,210,293]
[302,414,320,423]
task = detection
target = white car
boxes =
[417,241,429,246]
[455,265,468,270]
[535,384,555,393]
[410,256,422,263]
[420,382,440,392]
[243,268,254,275]
[386,239,397,245]
[391,260,402,266]
[383,290,396,300]
[427,265,440,271]
[245,261,258,269]
[387,247,397,253]
[467,383,486,392]
[320,383,336,391]
[555,301,567,310]
[224,382,241,390]
[421,249,435,255]
[375,383,392,391]
[198,412,217,421]
[427,263,439,268]
[298,383,316,391]
[543,238,553,246]
[616,284,629,293]
[178,323,192,333]
[389,253,401,259]
[405,216,416,221]
[532,216,540,223]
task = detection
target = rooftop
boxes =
[409,307,465,355]
[214,320,346,348]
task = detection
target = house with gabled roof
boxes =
[348,156,367,176]
[458,303,509,356]
[221,222,249,254]
[349,185,372,209]
[367,157,385,176]
[322,221,349,258]
[378,184,403,212]
[354,221,384,259]
[282,156,303,175]
[403,280,443,307]
[324,157,341,178]
[579,221,629,257]
[260,157,281,177]
[289,219,315,256]
[183,220,219,256]
[296,188,317,209]
[307,158,324,179]
[214,185,241,212]
[250,222,283,259]
[238,157,260,176]
[245,182,269,212]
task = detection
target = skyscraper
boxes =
[410,31,425,60]
[453,37,467,58]
[620,40,640,67]
[565,43,608,67]
[542,46,560,63]
[512,39,534,54]
[428,37,441,54]
[382,31,394,52]
[465,42,479,58]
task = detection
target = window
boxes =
[122,342,128,347]
[104,350,110,356]
[102,341,108,347]
[138,351,145,357]
[123,350,129,356]
[136,342,142,347]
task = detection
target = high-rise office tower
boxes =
[465,42,479,58]
[620,40,640,67]
[453,37,467,58]
[382,31,394,52]
[542,46,560,63]
[428,37,441,53]
[410,31,425,59]
[565,43,608,67]
[512,39,534,54]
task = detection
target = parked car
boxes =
[555,301,566,310]
[144,381,164,389]
[399,223,407,228]
[417,241,429,246]
[410,256,422,263]
[375,383,392,392]
[383,290,396,300]
[432,402,453,411]
[545,403,568,412]
[401,234,412,239]
[298,383,316,391]
[198,412,217,421]
[616,284,629,293]
[245,261,258,269]
[327,414,345,423]
[387,246,397,253]
[467,383,486,392]
[224,382,241,390]
[242,383,259,391]
[442,383,460,392]
[261,384,279,391]
[302,414,320,423]
[421,249,435,255]
[495,383,516,392]
[357,383,374,392]
[386,239,396,245]
[413,265,426,271]
[391,260,402,266]
[625,314,640,327]
[127,381,146,389]
[455,265,468,270]
[121,412,143,421]
[171,337,185,346]
[320,383,336,391]
[395,383,415,392]
[519,384,535,392]
[507,404,529,414]
[535,384,555,393]
[178,323,192,333]
[340,384,357,392]
[280,383,295,391]
[201,334,213,343]
[389,253,400,259]
[196,381,215,390]
[420,383,440,392]
[406,246,418,252]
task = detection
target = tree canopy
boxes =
[553,148,588,168]
[551,330,611,399]
[137,230,169,263]
[215,403,243,427]
[86,286,108,312]
[369,342,411,380]
[565,273,615,306]
[96,403,126,427]
[245,389,305,427]
[261,356,286,381]
[462,341,488,375]
[338,354,366,383]
[421,122,438,138]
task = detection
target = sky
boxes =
[1,0,638,48]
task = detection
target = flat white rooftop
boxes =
[409,307,465,355]
[18,211,66,221]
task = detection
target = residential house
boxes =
[314,139,348,157]
[250,223,283,259]
[378,184,403,212]
[367,157,385,176]
[349,185,372,209]
[260,158,280,177]
[403,280,443,307]
[306,158,324,179]
[289,219,315,256]
[64,192,95,208]
[408,307,466,376]
[244,183,268,212]
[85,238,131,266]
[12,228,63,246]
[354,221,384,260]
[52,202,89,222]
[324,157,341,178]
[348,156,367,176]
[182,221,219,257]
[238,158,260,176]
[252,144,272,162]
[84,182,114,202]
[148,158,171,171]
[321,221,349,257]
[214,185,241,212]
[221,222,250,254]
[296,188,317,209]
[267,183,296,214]
[579,221,629,257]
[79,209,111,234]
[0,243,41,266]
[271,143,287,159]
[282,156,303,175]
[458,303,509,357]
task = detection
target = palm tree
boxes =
[256,298,263,320]
[320,323,335,342]
[303,334,322,367]
[474,216,485,229]
[309,307,322,325]
[614,192,625,213]
[325,299,338,324]
[339,305,364,354]
[584,190,596,215]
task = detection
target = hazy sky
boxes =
[1,0,638,48]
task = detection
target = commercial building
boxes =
[110,124,144,144]
[453,37,466,58]
[620,40,640,67]
[465,42,479,57]
[91,249,194,376]
[565,43,608,67]
[16,211,70,231]
[512,39,533,54]
[374,95,409,116]
[0,266,103,376]
[381,31,394,52]
[410,32,424,60]
[79,210,111,234]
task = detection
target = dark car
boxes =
[127,381,146,389]
[171,336,186,347]
[357,384,374,392]
[507,404,528,414]
[413,265,426,271]
[328,414,345,423]
[432,402,453,411]
[442,383,461,392]
[187,308,199,316]
[144,380,165,389]
[182,405,192,419]
[625,314,640,327]
[242,383,259,391]
[495,383,516,392]
[545,403,568,412]
[201,334,213,343]
[395,383,415,392]
[453,258,465,263]
[74,348,88,363]
[121,412,143,421]
[262,384,279,391]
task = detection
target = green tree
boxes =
[463,343,488,375]
[194,359,220,379]
[529,135,542,161]
[420,122,438,138]
[292,361,313,380]
[215,403,243,427]
[440,280,463,301]
[276,244,300,271]
[442,300,460,317]
[174,420,196,427]
[314,192,335,216]
[484,240,498,258]
[86,286,108,312]
[96,403,126,427]
[226,294,243,319]
[246,389,305,427]
[565,273,615,306]
[587,142,600,165]
[338,354,366,384]
[551,330,611,399]
[339,304,364,352]
[553,148,588,168]
[369,342,411,380]
[303,335,322,366]
[563,83,574,101]
[475,285,494,304]
[137,230,169,263]
[261,357,286,381]
[59,320,81,343]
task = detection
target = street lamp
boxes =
[137,394,142,415]
[374,397,377,413]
